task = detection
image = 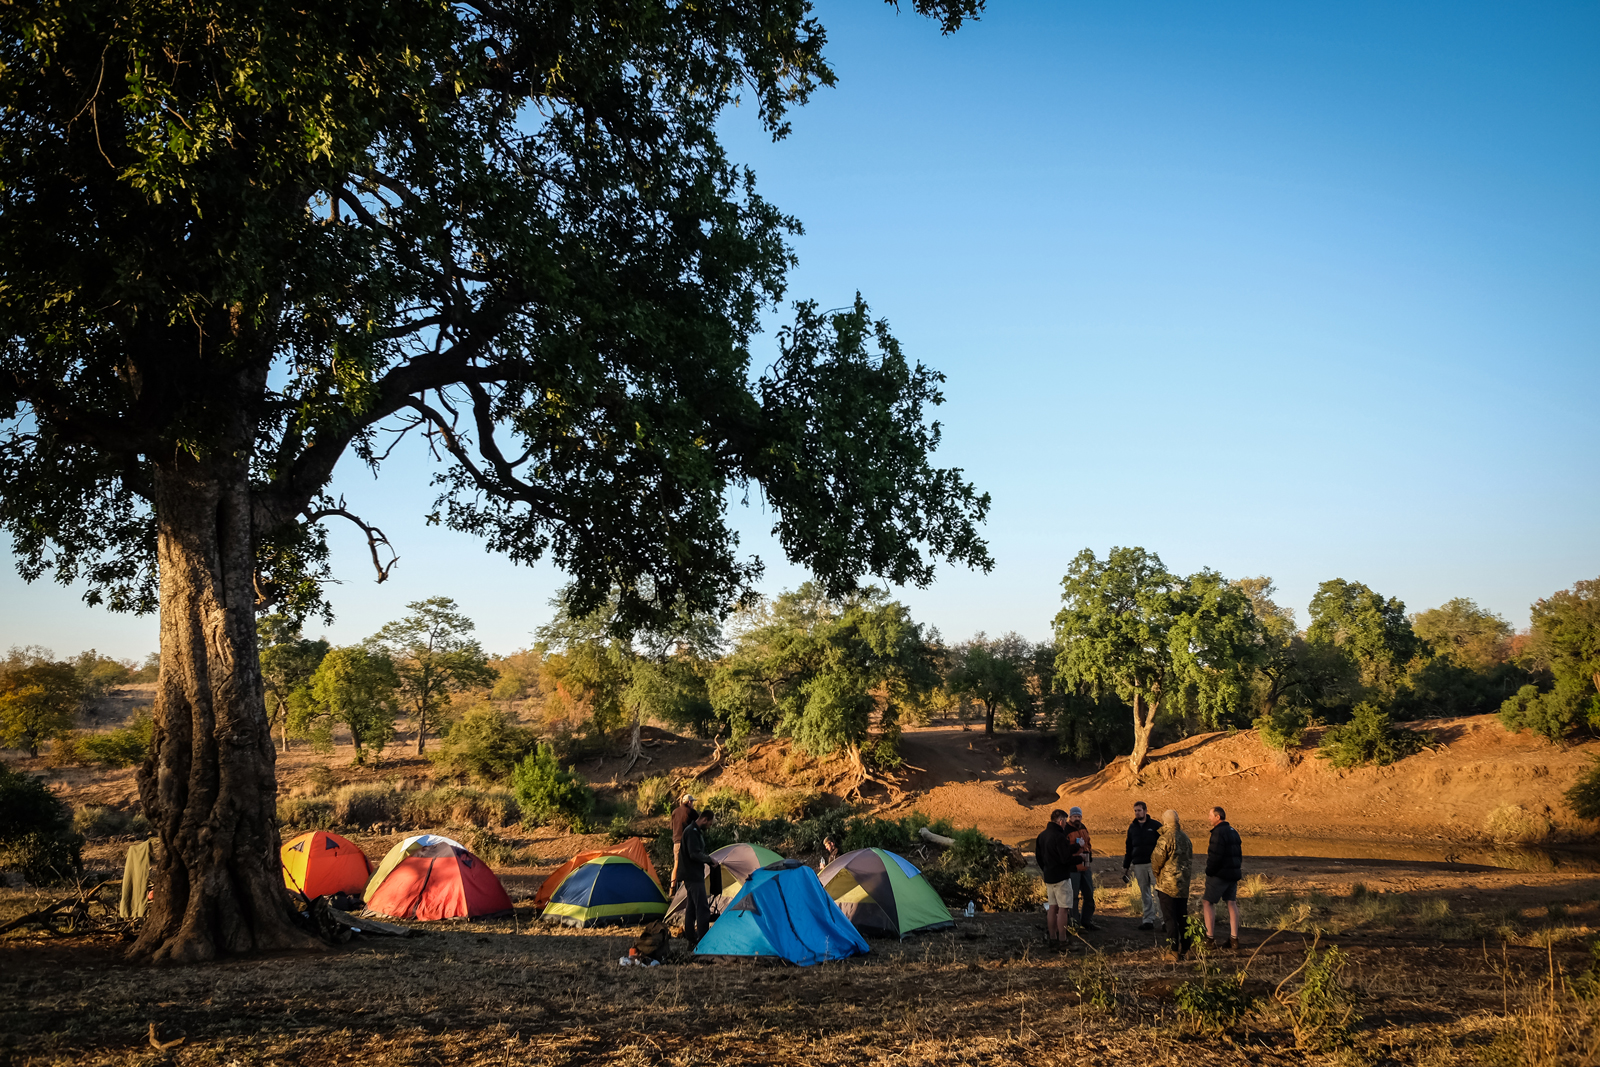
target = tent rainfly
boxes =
[818,847,954,939]
[665,841,783,926]
[694,861,870,966]
[363,834,513,921]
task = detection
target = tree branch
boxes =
[307,498,399,583]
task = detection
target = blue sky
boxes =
[3,0,1596,660]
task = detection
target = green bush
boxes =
[430,707,535,782]
[1498,684,1582,743]
[1566,757,1600,821]
[75,710,155,767]
[0,763,83,885]
[1316,703,1430,768]
[511,744,595,828]
[455,825,523,867]
[276,796,336,830]
[1255,705,1310,751]
[72,805,151,839]
[633,775,676,817]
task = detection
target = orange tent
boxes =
[280,830,371,900]
[533,838,661,911]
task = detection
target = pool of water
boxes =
[1253,836,1600,873]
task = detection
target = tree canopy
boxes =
[371,597,496,753]
[0,0,989,963]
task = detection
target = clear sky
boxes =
[3,0,1596,661]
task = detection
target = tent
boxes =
[533,837,661,911]
[694,862,870,966]
[542,855,668,928]
[363,834,513,921]
[281,830,371,900]
[818,848,954,939]
[665,842,784,925]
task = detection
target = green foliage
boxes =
[0,652,82,756]
[62,709,154,767]
[0,763,83,885]
[289,646,401,757]
[371,598,497,752]
[1055,548,1263,766]
[1307,578,1419,700]
[1565,757,1600,821]
[1176,967,1260,1031]
[1498,578,1600,743]
[1287,942,1359,1051]
[72,805,151,839]
[605,812,635,844]
[511,744,595,829]
[1316,702,1430,768]
[430,706,535,783]
[710,584,939,758]
[633,776,677,818]
[947,633,1034,735]
[258,615,330,746]
[70,650,132,706]
[1255,704,1310,751]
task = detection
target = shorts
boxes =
[1045,880,1073,908]
[1203,876,1238,903]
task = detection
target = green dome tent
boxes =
[818,847,953,939]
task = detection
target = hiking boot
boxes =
[1080,922,1101,931]
[1226,936,1239,951]
[1138,921,1154,931]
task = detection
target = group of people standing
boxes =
[1037,801,1243,959]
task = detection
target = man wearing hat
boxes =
[1065,806,1098,931]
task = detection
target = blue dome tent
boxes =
[693,862,869,966]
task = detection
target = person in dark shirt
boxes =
[676,810,719,947]
[1122,801,1161,931]
[1035,809,1078,951]
[1202,805,1244,950]
[668,793,697,888]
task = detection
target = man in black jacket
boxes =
[1035,809,1078,951]
[1123,801,1161,931]
[1202,805,1243,950]
[676,810,720,948]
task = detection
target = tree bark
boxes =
[1128,685,1157,773]
[984,700,996,736]
[131,447,317,963]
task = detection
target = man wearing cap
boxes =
[1035,809,1078,951]
[669,793,697,889]
[1065,806,1098,931]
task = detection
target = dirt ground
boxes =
[5,710,1600,1065]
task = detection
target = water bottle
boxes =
[964,901,976,917]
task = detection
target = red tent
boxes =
[280,830,371,900]
[363,835,513,921]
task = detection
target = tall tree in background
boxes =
[0,652,81,757]
[0,0,987,961]
[1306,579,1419,701]
[372,598,495,753]
[1054,548,1181,773]
[1054,548,1263,772]
[288,646,400,759]
[947,632,1032,735]
[1500,578,1600,742]
[257,616,329,752]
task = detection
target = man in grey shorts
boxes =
[1035,808,1078,952]
[1202,805,1243,950]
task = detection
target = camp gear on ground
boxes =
[363,834,513,921]
[281,830,371,901]
[665,842,783,926]
[818,847,954,939]
[693,862,870,966]
[533,837,662,912]
[119,840,154,919]
[630,920,671,963]
[541,855,668,928]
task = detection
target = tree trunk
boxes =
[131,449,317,964]
[984,700,996,735]
[1128,685,1157,773]
[414,699,427,754]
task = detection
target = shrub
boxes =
[1498,684,1581,743]
[1285,942,1358,1051]
[605,812,634,843]
[74,710,154,767]
[304,764,338,796]
[1485,805,1554,844]
[0,763,83,885]
[403,785,519,828]
[332,783,407,828]
[430,707,535,782]
[72,805,151,839]
[1316,703,1430,768]
[633,775,676,817]
[1255,705,1309,751]
[1565,756,1600,821]
[455,826,523,867]
[974,870,1043,912]
[511,744,595,828]
[277,796,335,830]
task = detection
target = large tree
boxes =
[1053,548,1261,773]
[0,0,989,962]
[371,597,495,753]
[946,631,1032,736]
